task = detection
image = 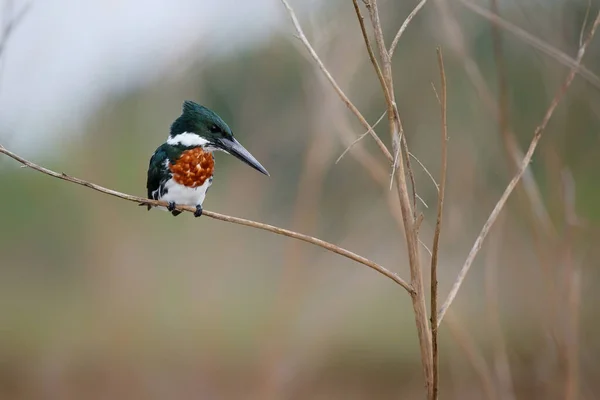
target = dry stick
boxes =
[579,0,592,48]
[279,0,392,163]
[352,0,411,204]
[352,0,395,114]
[459,0,600,89]
[362,0,418,214]
[0,144,414,294]
[430,46,448,400]
[437,10,600,326]
[336,110,387,164]
[365,1,420,216]
[410,151,439,191]
[280,0,403,231]
[389,0,428,58]
[363,0,433,396]
[436,0,555,238]
[402,135,418,219]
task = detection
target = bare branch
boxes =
[352,0,395,110]
[409,151,439,191]
[389,0,428,58]
[0,144,414,294]
[401,135,418,219]
[437,10,600,326]
[430,46,448,400]
[354,0,408,196]
[335,110,387,164]
[579,0,592,47]
[279,0,392,162]
[415,193,428,209]
[419,238,432,257]
[364,0,433,395]
[459,0,600,89]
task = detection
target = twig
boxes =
[279,0,392,162]
[415,193,428,209]
[437,10,600,326]
[579,0,592,48]
[402,135,418,219]
[0,144,414,294]
[409,151,439,191]
[430,46,448,400]
[459,0,600,89]
[353,0,407,196]
[335,110,386,164]
[352,0,395,113]
[363,0,433,396]
[418,238,432,257]
[389,0,428,58]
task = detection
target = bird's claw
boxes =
[194,205,203,218]
[167,201,177,212]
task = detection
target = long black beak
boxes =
[218,137,270,176]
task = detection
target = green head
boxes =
[167,100,269,176]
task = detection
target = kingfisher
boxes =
[144,100,269,217]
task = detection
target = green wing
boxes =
[146,145,171,208]
[145,143,186,209]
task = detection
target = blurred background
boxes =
[0,0,599,398]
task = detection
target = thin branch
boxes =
[430,46,448,400]
[353,0,409,199]
[437,10,600,326]
[459,0,600,89]
[335,110,386,164]
[279,0,392,162]
[579,0,592,48]
[352,0,395,112]
[364,0,433,396]
[389,0,428,58]
[419,237,432,257]
[402,135,418,219]
[409,151,439,191]
[415,193,428,209]
[0,144,414,294]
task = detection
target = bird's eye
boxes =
[210,125,220,133]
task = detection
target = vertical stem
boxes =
[363,0,433,396]
[430,47,448,400]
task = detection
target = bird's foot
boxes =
[167,201,177,212]
[168,201,182,216]
[194,204,203,218]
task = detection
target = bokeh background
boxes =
[0,0,599,398]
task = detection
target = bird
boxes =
[144,100,269,217]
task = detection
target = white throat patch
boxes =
[167,132,210,147]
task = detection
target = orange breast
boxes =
[169,147,214,187]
